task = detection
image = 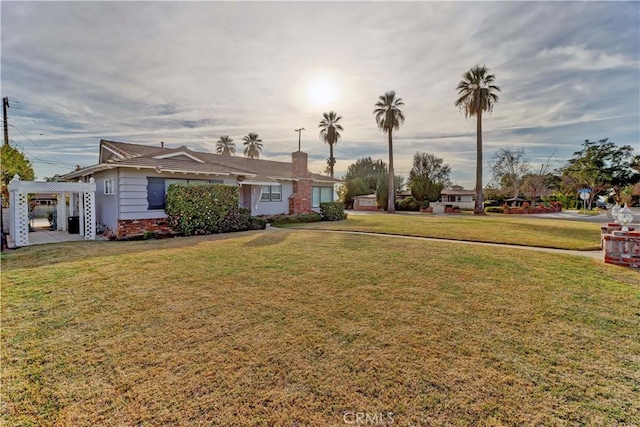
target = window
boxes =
[104,178,116,195]
[360,198,375,206]
[260,185,282,202]
[147,178,166,210]
[312,186,333,208]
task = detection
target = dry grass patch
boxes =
[2,230,639,426]
[286,213,602,250]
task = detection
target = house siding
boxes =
[248,182,293,216]
[93,170,119,232]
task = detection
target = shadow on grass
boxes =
[242,229,289,248]
[1,230,269,271]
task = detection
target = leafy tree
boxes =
[455,65,501,214]
[376,171,388,211]
[242,133,263,159]
[409,152,451,186]
[342,157,386,207]
[345,157,386,190]
[373,91,405,213]
[375,169,405,211]
[216,136,236,156]
[1,144,35,205]
[560,138,639,206]
[343,177,370,206]
[318,111,343,178]
[410,176,443,202]
[520,152,557,204]
[490,148,530,198]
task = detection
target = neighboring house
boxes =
[353,194,379,212]
[395,190,412,200]
[430,185,475,212]
[60,140,341,238]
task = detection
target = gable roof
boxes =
[62,140,341,184]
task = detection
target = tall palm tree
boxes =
[373,91,405,213]
[242,133,263,159]
[318,111,343,178]
[216,135,235,156]
[455,65,501,215]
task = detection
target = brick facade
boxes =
[602,230,640,270]
[116,218,175,240]
[289,179,313,214]
[288,151,314,214]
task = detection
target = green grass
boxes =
[285,213,603,250]
[2,230,639,426]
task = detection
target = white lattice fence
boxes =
[7,175,96,246]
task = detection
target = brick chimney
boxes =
[291,151,310,178]
[289,151,313,214]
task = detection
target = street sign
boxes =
[578,188,591,194]
[579,192,589,200]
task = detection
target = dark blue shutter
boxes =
[147,178,166,210]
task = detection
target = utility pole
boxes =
[294,127,305,151]
[3,97,9,146]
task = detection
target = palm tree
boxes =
[455,65,501,214]
[216,135,235,156]
[373,91,405,213]
[243,133,263,159]
[318,111,343,178]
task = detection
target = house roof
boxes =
[441,188,475,196]
[353,193,377,199]
[61,140,342,184]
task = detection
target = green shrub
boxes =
[485,207,504,213]
[269,212,322,226]
[248,216,268,230]
[320,202,347,221]
[397,197,421,211]
[165,183,252,235]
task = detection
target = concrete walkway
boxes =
[4,218,104,249]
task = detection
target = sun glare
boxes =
[306,74,339,107]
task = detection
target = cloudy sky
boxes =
[2,1,639,187]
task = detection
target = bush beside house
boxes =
[320,202,348,221]
[165,183,265,236]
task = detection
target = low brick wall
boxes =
[602,231,640,270]
[116,218,176,240]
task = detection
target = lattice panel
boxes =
[14,191,29,246]
[56,193,66,231]
[83,191,96,240]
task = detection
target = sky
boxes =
[1,1,639,188]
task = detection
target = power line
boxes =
[9,123,78,168]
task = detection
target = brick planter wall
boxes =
[116,218,176,240]
[600,224,635,249]
[602,231,640,270]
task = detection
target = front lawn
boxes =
[2,230,638,425]
[286,213,602,250]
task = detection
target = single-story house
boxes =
[440,185,475,204]
[353,194,379,211]
[430,185,476,212]
[60,140,341,239]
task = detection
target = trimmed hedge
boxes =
[165,183,259,235]
[268,212,322,226]
[320,202,348,221]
